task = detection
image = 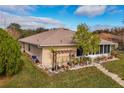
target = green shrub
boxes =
[83,57,92,64]
[0,28,23,76]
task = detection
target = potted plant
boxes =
[73,58,79,66]
[86,57,92,65]
[82,57,87,65]
[79,57,84,66]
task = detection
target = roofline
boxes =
[19,41,38,46]
[19,40,76,47]
[38,44,76,47]
[100,43,116,45]
[19,40,117,48]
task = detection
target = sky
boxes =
[0,5,124,31]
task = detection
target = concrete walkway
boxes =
[94,63,124,87]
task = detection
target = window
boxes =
[100,45,103,54]
[108,45,110,53]
[104,45,107,53]
[104,45,110,53]
[77,48,83,56]
[106,45,110,53]
[22,43,25,49]
[28,44,31,51]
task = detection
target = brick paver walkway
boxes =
[94,63,124,87]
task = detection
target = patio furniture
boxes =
[32,55,40,63]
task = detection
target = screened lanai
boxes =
[76,39,117,57]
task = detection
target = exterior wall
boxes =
[20,41,117,68]
[41,46,76,68]
[21,42,42,62]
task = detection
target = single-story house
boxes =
[19,28,117,68]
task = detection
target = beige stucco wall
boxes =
[20,42,76,68]
[41,46,76,68]
[20,42,116,68]
[21,42,42,61]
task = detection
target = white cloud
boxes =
[0,5,38,15]
[74,5,107,17]
[0,11,64,29]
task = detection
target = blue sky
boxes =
[0,5,124,31]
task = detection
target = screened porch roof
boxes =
[100,39,117,45]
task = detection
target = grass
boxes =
[103,51,124,80]
[0,54,121,88]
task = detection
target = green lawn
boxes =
[0,54,121,88]
[103,51,124,80]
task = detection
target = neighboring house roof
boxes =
[19,28,115,47]
[99,33,121,43]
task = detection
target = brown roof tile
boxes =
[19,29,115,46]
[19,28,75,46]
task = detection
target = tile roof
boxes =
[19,28,75,46]
[99,33,122,42]
[19,28,115,46]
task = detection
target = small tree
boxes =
[7,23,21,31]
[7,23,22,39]
[74,23,100,55]
[0,28,23,76]
[90,34,100,54]
[73,23,91,54]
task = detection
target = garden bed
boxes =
[1,54,121,88]
[36,56,119,75]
